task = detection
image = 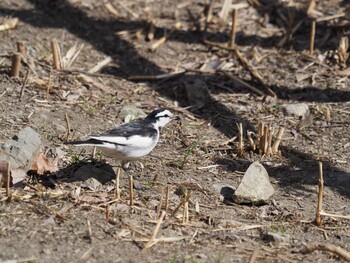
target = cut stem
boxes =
[51,39,61,69]
[272,127,285,154]
[11,53,21,78]
[315,161,324,226]
[129,175,134,207]
[115,168,121,200]
[237,122,243,157]
[229,9,238,48]
[310,20,316,55]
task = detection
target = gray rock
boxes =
[283,103,309,117]
[0,127,41,171]
[233,161,275,205]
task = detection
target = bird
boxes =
[66,109,175,168]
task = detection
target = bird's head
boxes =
[146,109,174,130]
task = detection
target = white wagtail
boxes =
[66,109,175,168]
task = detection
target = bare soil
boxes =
[0,0,350,262]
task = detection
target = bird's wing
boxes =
[90,123,157,147]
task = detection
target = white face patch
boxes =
[155,110,173,119]
[155,110,173,128]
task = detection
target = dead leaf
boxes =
[11,169,27,185]
[336,67,350,76]
[0,17,18,31]
[31,153,58,174]
[79,194,103,203]
[338,36,349,68]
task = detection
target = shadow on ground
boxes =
[2,0,350,198]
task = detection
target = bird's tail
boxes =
[65,138,105,146]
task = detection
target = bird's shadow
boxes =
[34,161,117,188]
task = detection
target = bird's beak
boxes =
[173,115,181,121]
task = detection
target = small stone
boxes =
[119,105,146,123]
[84,177,102,191]
[42,216,56,226]
[196,253,208,259]
[233,161,275,205]
[283,103,309,117]
[0,127,41,171]
[262,232,290,244]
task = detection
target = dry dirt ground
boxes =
[0,0,350,262]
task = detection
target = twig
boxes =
[152,173,159,182]
[319,211,350,220]
[19,69,29,101]
[183,197,189,223]
[46,70,52,100]
[233,49,276,97]
[203,0,214,32]
[88,56,112,74]
[315,161,323,226]
[248,249,259,263]
[129,175,134,207]
[272,127,285,154]
[143,210,166,250]
[221,71,265,96]
[258,121,265,155]
[1,161,11,197]
[54,68,122,79]
[149,24,180,52]
[115,167,121,200]
[171,192,192,217]
[307,0,316,16]
[203,38,236,51]
[147,20,155,41]
[113,0,139,19]
[263,125,268,155]
[237,123,243,157]
[51,39,61,69]
[157,187,163,215]
[267,126,274,156]
[310,20,316,55]
[105,204,110,222]
[11,53,21,78]
[165,186,170,212]
[229,9,238,48]
[128,70,185,81]
[300,243,350,261]
[87,219,92,243]
[316,12,345,22]
[65,112,71,141]
[77,247,93,263]
[105,2,119,17]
